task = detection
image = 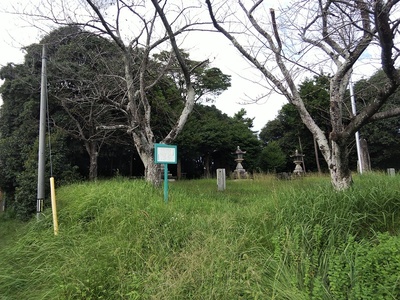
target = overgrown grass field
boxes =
[1,173,400,299]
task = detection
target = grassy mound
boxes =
[1,173,400,299]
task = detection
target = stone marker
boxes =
[387,168,395,177]
[217,168,226,191]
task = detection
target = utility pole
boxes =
[37,44,47,219]
[349,77,363,174]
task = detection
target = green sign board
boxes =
[154,143,177,203]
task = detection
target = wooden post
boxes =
[217,168,226,191]
[50,177,58,235]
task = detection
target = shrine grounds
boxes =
[1,172,400,299]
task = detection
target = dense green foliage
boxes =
[1,173,400,299]
[257,141,287,172]
[259,75,336,172]
[176,105,260,177]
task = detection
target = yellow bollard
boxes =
[50,177,59,235]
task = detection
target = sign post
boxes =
[154,143,177,203]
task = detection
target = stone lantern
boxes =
[290,149,305,175]
[233,146,247,179]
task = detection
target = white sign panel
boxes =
[154,144,177,164]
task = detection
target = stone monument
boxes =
[290,149,305,175]
[233,146,248,179]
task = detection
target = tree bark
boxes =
[204,153,211,178]
[360,138,371,172]
[85,141,99,181]
[141,151,161,186]
[328,141,352,191]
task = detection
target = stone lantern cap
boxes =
[290,149,304,161]
[234,146,246,157]
[234,146,246,159]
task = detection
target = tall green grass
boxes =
[1,173,400,299]
[271,173,400,299]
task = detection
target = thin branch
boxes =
[205,0,292,101]
[85,0,126,51]
[151,0,191,84]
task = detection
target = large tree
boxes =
[206,0,400,190]
[44,26,126,181]
[44,25,230,181]
[26,0,213,185]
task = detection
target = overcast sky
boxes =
[0,1,288,133]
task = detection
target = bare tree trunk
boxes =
[360,138,371,172]
[141,152,161,186]
[89,152,98,181]
[85,141,98,181]
[204,153,211,178]
[0,189,4,212]
[38,0,202,187]
[329,141,353,190]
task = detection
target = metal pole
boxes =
[164,163,169,203]
[37,44,47,219]
[349,77,363,174]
